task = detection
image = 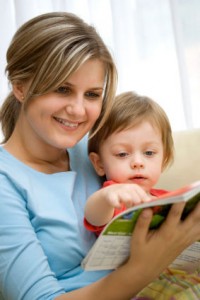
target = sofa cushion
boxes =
[156,129,200,190]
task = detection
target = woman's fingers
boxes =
[183,201,200,225]
[161,201,200,243]
[160,202,185,230]
[180,201,200,243]
[131,208,153,243]
[133,201,200,244]
[133,202,186,244]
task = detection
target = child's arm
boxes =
[84,183,150,227]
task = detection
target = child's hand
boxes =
[102,183,151,209]
[84,183,151,226]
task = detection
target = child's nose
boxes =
[130,155,144,169]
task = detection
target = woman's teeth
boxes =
[55,117,78,128]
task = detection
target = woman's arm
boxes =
[0,176,64,300]
[58,201,200,300]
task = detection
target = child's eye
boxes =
[55,86,71,94]
[144,151,155,156]
[116,152,128,158]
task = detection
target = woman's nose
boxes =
[65,97,85,116]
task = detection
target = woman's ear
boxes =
[89,152,105,176]
[12,82,25,102]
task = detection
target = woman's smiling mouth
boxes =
[54,117,79,128]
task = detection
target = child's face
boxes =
[91,121,164,193]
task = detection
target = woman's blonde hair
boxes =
[88,91,174,170]
[0,12,117,143]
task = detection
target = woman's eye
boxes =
[85,91,100,99]
[55,86,70,94]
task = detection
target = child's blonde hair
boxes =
[88,91,174,170]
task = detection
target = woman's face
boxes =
[19,59,105,150]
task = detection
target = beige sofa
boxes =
[155,128,200,191]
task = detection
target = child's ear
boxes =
[89,152,105,176]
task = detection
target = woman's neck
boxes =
[4,133,70,174]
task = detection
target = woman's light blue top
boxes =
[0,137,110,300]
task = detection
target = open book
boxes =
[82,181,200,271]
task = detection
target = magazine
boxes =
[82,181,200,271]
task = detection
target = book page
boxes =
[82,235,131,270]
[170,241,200,273]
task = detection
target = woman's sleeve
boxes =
[0,175,65,300]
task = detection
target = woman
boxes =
[0,12,200,300]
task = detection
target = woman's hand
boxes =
[126,201,200,284]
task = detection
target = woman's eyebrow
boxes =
[63,82,104,90]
